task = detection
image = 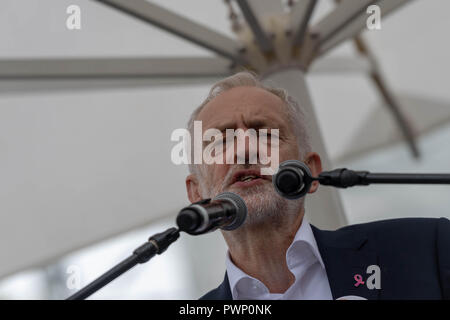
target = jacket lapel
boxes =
[217,273,233,300]
[203,226,380,300]
[200,273,232,300]
[312,225,380,300]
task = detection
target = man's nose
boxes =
[230,126,259,165]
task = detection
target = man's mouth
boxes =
[229,169,270,188]
[239,175,259,182]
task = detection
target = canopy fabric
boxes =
[0,0,449,279]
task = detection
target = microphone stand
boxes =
[66,227,180,300]
[317,168,450,188]
[65,192,245,299]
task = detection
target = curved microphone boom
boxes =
[176,192,247,235]
[67,193,247,299]
[273,160,450,201]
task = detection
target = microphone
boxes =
[272,160,314,199]
[176,192,247,235]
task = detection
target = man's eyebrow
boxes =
[215,122,237,132]
[247,119,280,128]
[207,117,286,131]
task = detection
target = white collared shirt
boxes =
[225,218,333,300]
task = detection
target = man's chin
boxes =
[224,184,276,213]
[224,183,270,199]
[209,181,301,228]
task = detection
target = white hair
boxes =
[187,71,312,173]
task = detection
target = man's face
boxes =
[186,86,314,226]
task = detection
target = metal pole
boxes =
[262,68,347,230]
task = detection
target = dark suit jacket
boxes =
[200,217,450,300]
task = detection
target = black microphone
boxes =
[176,192,247,235]
[272,160,314,199]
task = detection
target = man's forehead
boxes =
[197,86,286,127]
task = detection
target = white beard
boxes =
[199,167,304,229]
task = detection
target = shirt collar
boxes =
[225,217,325,297]
[289,217,325,269]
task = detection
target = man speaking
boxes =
[183,71,450,300]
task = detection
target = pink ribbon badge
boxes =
[354,274,365,287]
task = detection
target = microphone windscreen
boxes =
[276,169,303,194]
[213,192,247,231]
[176,208,200,232]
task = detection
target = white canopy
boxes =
[1,0,449,280]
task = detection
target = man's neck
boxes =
[222,211,304,294]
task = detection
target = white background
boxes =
[0,0,449,299]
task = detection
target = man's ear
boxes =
[186,173,202,203]
[304,152,322,194]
